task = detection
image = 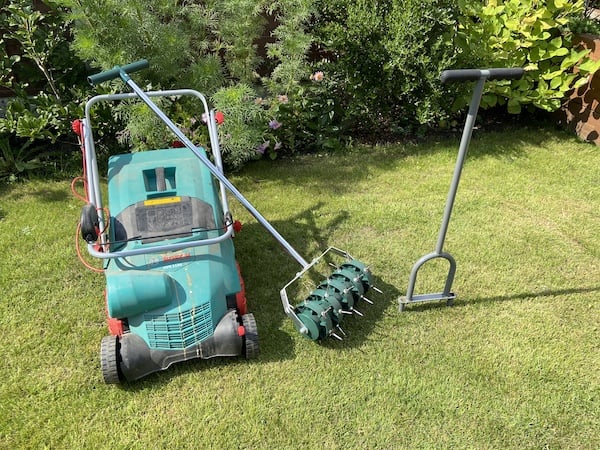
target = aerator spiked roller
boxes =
[281,247,379,341]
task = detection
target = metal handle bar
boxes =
[440,68,524,84]
[87,59,149,85]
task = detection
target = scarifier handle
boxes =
[440,68,524,84]
[87,59,149,85]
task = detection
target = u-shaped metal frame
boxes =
[400,251,456,311]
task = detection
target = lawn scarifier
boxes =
[399,68,525,311]
[73,60,378,384]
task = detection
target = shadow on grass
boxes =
[237,125,564,199]
[0,180,70,203]
[397,285,600,313]
[466,285,600,306]
[232,204,399,350]
[118,203,400,389]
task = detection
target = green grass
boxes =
[1,124,598,449]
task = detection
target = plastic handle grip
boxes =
[87,59,149,85]
[440,68,524,84]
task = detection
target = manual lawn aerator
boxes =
[73,60,378,384]
[399,67,525,311]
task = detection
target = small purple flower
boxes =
[256,141,270,154]
[274,142,282,151]
[269,119,282,130]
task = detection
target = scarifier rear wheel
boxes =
[80,203,99,243]
[100,335,123,384]
[242,313,259,359]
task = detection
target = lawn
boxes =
[0,124,598,449]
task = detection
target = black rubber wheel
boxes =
[242,313,259,359]
[100,335,122,384]
[80,203,99,243]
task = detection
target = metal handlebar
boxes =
[87,59,150,85]
[440,68,524,84]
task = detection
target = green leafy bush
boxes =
[309,0,600,135]
[264,70,350,154]
[212,84,268,168]
[4,0,599,176]
[62,0,320,166]
[0,136,44,180]
[457,0,600,113]
[0,1,88,138]
[311,0,463,137]
[568,0,600,35]
[0,0,92,178]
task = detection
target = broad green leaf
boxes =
[560,49,591,70]
[549,36,562,49]
[573,75,591,89]
[548,47,569,58]
[481,94,498,108]
[542,69,564,80]
[578,58,600,74]
[549,76,562,89]
[507,98,521,114]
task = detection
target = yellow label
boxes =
[144,196,181,206]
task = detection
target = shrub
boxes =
[456,0,600,113]
[62,0,321,167]
[264,70,351,154]
[568,0,600,34]
[212,84,268,169]
[5,0,597,176]
[0,0,89,177]
[310,0,463,137]
[309,0,600,135]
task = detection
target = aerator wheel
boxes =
[100,335,122,384]
[242,313,259,359]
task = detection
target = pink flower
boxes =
[310,71,324,82]
[269,119,282,130]
[277,94,289,104]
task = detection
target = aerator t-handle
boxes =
[399,67,524,311]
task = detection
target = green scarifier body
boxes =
[104,147,243,378]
